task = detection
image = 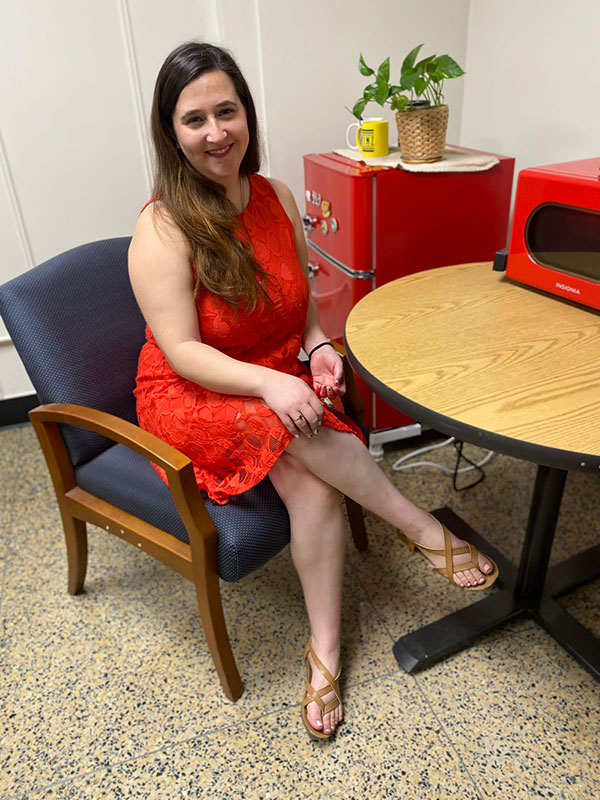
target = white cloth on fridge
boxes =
[333,145,499,172]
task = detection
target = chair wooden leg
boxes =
[61,513,88,594]
[345,495,368,551]
[192,568,244,702]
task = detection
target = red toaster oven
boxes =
[503,157,600,309]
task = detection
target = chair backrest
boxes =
[0,237,145,466]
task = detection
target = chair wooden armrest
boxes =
[29,403,216,545]
[30,402,192,469]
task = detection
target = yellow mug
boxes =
[345,118,389,157]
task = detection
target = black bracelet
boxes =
[307,341,336,367]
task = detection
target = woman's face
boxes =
[172,70,250,193]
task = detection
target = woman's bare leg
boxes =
[287,428,494,587]
[269,452,345,735]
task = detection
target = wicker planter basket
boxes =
[395,104,449,163]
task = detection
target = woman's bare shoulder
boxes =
[133,203,188,251]
[265,177,300,223]
[129,202,193,292]
[130,203,191,267]
[266,176,294,205]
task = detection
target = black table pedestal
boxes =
[393,466,600,680]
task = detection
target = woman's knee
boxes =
[269,452,340,512]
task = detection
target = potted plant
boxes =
[350,44,465,163]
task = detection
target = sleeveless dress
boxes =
[134,174,361,504]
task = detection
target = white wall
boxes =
[0,0,219,400]
[460,0,600,184]
[220,0,470,204]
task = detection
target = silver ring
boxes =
[295,414,303,421]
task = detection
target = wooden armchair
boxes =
[0,237,367,701]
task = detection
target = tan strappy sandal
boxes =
[397,514,499,590]
[301,638,342,740]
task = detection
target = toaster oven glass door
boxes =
[526,202,600,282]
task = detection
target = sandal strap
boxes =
[302,639,341,713]
[302,684,340,715]
[399,517,482,584]
[304,640,338,685]
[436,518,479,583]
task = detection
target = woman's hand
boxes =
[310,346,346,400]
[260,371,324,438]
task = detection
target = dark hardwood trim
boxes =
[0,394,38,428]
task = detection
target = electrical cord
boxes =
[391,436,495,491]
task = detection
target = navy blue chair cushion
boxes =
[0,238,145,466]
[75,444,290,582]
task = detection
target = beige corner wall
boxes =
[460,0,600,185]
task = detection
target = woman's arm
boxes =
[268,178,346,399]
[128,205,324,436]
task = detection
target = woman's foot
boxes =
[399,514,498,588]
[302,638,343,738]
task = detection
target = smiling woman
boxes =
[148,42,264,309]
[172,71,250,196]
[127,41,499,742]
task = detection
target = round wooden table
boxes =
[345,262,600,679]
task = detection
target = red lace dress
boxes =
[134,174,361,504]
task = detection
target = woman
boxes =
[129,41,498,740]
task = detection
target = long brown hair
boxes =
[151,42,267,309]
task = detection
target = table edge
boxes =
[344,338,600,475]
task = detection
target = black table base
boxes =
[393,466,600,680]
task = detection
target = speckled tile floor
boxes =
[1,423,598,800]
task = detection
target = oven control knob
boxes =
[307,262,320,278]
[302,215,318,231]
[320,220,329,235]
[330,217,338,233]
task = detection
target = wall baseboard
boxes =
[0,394,39,427]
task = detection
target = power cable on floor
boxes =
[391,436,495,491]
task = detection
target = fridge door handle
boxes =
[302,214,318,231]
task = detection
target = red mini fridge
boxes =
[303,149,514,453]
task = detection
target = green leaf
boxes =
[436,54,465,78]
[415,55,436,72]
[402,43,423,73]
[373,79,390,105]
[358,53,374,77]
[376,57,390,83]
[426,63,445,83]
[414,76,429,96]
[364,82,378,100]
[389,84,404,95]
[400,67,419,91]
[352,98,366,119]
[391,94,410,112]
